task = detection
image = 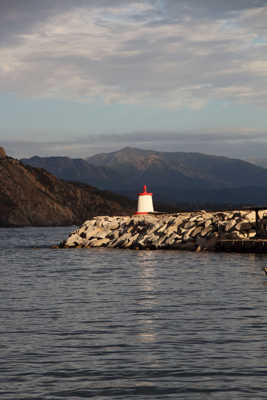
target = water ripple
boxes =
[0,227,267,399]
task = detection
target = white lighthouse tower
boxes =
[135,185,154,215]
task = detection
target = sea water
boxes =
[0,227,267,400]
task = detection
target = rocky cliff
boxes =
[59,209,263,251]
[0,150,134,227]
[0,147,6,158]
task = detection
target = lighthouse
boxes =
[135,185,154,215]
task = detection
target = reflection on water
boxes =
[0,228,267,400]
[136,251,159,345]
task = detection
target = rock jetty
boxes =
[59,209,263,251]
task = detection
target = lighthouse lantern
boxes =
[135,185,154,214]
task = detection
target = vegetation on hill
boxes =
[0,151,134,227]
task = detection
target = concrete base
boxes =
[216,239,267,253]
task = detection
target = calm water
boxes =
[0,227,267,400]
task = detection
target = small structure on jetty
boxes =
[253,207,267,238]
[213,206,267,252]
[135,185,154,215]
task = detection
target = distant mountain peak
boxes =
[21,147,267,206]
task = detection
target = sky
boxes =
[0,0,267,159]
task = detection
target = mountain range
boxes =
[22,147,267,207]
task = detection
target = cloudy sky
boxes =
[0,0,267,159]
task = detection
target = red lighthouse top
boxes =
[138,185,152,196]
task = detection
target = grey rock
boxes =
[204,219,212,228]
[109,222,120,230]
[248,230,256,238]
[124,233,139,248]
[157,224,169,233]
[166,224,178,236]
[184,220,195,229]
[183,227,195,241]
[246,211,255,222]
[65,233,82,246]
[225,220,236,232]
[191,226,202,238]
[92,238,110,247]
[230,230,247,239]
[201,226,213,237]
[235,221,252,232]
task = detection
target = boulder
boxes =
[246,211,255,222]
[231,230,247,240]
[235,221,252,232]
[90,238,110,247]
[225,220,236,232]
[204,219,213,228]
[184,220,195,229]
[183,227,196,241]
[191,226,202,238]
[248,230,256,238]
[166,224,178,236]
[201,226,213,237]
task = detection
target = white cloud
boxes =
[0,1,267,108]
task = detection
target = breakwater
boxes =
[59,209,267,252]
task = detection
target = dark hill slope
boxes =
[88,147,267,189]
[21,156,114,189]
[0,154,134,227]
[87,147,267,204]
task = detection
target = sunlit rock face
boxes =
[60,209,260,251]
[0,153,134,227]
[0,147,6,158]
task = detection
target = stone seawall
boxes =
[58,209,266,252]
